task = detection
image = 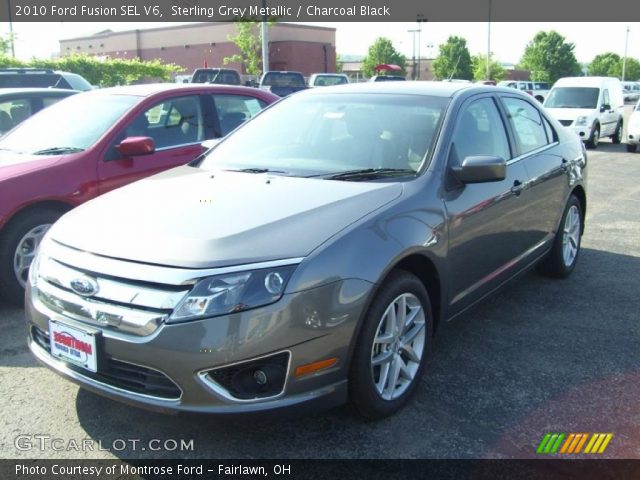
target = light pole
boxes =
[261,0,269,75]
[622,26,629,82]
[7,0,15,58]
[416,15,426,80]
[486,0,492,80]
[408,28,419,80]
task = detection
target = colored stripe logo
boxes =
[537,433,613,454]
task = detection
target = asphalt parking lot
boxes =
[1,114,639,460]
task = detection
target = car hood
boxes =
[544,107,595,121]
[0,150,61,178]
[49,166,403,269]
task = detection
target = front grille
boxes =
[206,352,289,400]
[559,120,573,126]
[32,326,181,400]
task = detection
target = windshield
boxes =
[262,73,306,87]
[0,93,139,154]
[545,87,600,109]
[198,93,448,178]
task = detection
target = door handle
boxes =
[511,179,524,196]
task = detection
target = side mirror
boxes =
[116,136,155,156]
[600,104,610,112]
[452,155,506,183]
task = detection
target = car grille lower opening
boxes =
[205,352,289,400]
[31,326,181,400]
[559,120,573,126]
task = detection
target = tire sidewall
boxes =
[0,209,60,304]
[349,270,433,419]
[555,196,582,276]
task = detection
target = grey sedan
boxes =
[26,82,586,418]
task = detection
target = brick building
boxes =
[59,23,337,79]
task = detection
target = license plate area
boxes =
[49,320,99,373]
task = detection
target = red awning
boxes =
[374,64,402,72]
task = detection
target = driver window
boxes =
[450,98,511,165]
[602,89,610,107]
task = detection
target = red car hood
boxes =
[0,150,63,179]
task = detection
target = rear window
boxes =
[312,75,348,86]
[262,73,306,87]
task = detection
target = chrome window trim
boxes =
[506,141,560,166]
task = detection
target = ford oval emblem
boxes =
[70,276,99,297]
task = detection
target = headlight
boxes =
[169,265,297,322]
[574,116,588,126]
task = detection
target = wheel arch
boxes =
[1,200,72,235]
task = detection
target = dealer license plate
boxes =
[49,320,98,372]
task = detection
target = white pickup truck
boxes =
[497,80,551,103]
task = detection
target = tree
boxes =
[432,36,473,81]
[588,53,621,77]
[623,58,640,81]
[361,37,406,78]
[519,30,581,83]
[335,53,344,74]
[223,20,263,77]
[0,34,15,56]
[472,53,506,82]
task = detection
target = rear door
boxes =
[97,94,207,194]
[499,95,568,247]
[600,89,617,136]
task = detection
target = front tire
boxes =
[586,124,600,149]
[349,270,433,419]
[0,209,60,305]
[538,195,582,278]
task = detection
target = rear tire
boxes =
[627,143,638,153]
[611,121,622,144]
[0,209,61,305]
[586,125,599,149]
[349,270,433,419]
[538,195,582,278]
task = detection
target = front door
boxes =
[97,94,206,195]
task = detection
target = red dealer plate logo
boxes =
[49,320,98,372]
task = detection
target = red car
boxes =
[0,83,278,303]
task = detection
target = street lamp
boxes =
[408,28,419,80]
[261,0,269,74]
[622,26,630,82]
[7,0,15,58]
[486,0,492,80]
[416,15,426,80]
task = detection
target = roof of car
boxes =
[0,88,78,97]
[298,81,481,97]
[85,83,273,97]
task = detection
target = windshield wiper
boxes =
[32,147,85,155]
[325,168,417,181]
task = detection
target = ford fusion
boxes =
[26,83,587,418]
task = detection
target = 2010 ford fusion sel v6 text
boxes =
[25,82,587,418]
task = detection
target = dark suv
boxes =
[0,68,93,91]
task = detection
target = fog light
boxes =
[253,369,268,385]
[579,132,585,137]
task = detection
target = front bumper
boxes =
[26,274,373,414]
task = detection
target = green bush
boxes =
[0,54,183,87]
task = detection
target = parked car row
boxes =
[497,80,551,103]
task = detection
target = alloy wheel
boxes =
[370,293,426,401]
[13,224,51,288]
[562,205,580,267]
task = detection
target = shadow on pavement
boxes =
[72,247,640,459]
